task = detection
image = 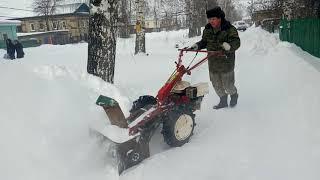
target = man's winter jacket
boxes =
[196,20,240,73]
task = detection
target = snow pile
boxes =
[0,44,129,180]
[239,26,279,55]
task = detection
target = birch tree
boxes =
[135,0,146,54]
[119,0,131,38]
[87,0,119,83]
[186,0,197,37]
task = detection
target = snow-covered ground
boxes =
[1,27,320,180]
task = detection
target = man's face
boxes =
[208,17,221,29]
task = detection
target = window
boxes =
[62,21,67,29]
[16,26,22,32]
[52,21,58,30]
[39,23,45,30]
[30,23,35,31]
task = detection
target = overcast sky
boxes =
[0,0,33,18]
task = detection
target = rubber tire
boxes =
[162,108,195,147]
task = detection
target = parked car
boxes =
[232,21,248,31]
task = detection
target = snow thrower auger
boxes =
[94,49,226,174]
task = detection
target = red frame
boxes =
[128,49,224,135]
[156,49,224,104]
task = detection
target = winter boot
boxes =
[213,95,228,109]
[229,93,238,107]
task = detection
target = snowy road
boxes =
[0,27,320,180]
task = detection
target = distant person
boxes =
[189,6,241,109]
[14,40,25,58]
[5,39,15,60]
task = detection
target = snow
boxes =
[55,3,84,14]
[1,26,320,180]
[17,30,69,37]
[96,125,139,144]
[57,0,89,5]
[128,107,156,128]
[0,18,21,25]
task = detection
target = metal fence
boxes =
[279,18,320,58]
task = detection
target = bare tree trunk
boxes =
[45,16,50,31]
[87,0,119,83]
[135,0,146,54]
[119,0,130,38]
[189,0,208,37]
[153,6,159,31]
[187,0,197,38]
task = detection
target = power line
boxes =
[0,6,33,12]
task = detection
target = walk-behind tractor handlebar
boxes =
[94,49,225,174]
[157,49,225,105]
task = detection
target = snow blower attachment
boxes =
[95,49,225,174]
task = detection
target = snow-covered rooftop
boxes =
[0,18,21,26]
[55,3,87,15]
[17,30,69,37]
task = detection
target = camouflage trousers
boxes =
[209,70,237,97]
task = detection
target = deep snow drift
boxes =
[1,27,320,180]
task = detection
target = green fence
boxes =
[20,39,41,48]
[0,39,41,50]
[280,18,320,58]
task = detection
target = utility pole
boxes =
[135,0,146,54]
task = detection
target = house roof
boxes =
[11,3,89,20]
[17,29,69,37]
[0,18,21,26]
[12,13,88,21]
[55,3,89,15]
[0,0,89,18]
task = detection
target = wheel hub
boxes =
[174,114,193,141]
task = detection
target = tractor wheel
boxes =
[162,108,195,147]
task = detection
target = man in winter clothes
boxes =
[5,39,15,60]
[14,40,25,58]
[190,6,240,109]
